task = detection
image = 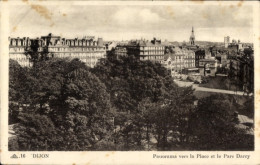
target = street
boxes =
[174,80,248,96]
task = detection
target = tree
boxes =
[92,55,175,113]
[92,55,198,151]
[188,94,253,150]
[9,59,29,124]
[92,55,180,150]
[136,99,158,150]
[44,59,113,150]
[150,86,195,151]
[13,113,58,151]
[18,59,70,115]
[10,58,114,150]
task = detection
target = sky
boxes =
[9,4,254,43]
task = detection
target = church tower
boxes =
[189,27,195,46]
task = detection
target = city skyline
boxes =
[5,0,256,158]
[10,4,253,43]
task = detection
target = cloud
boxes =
[112,8,165,27]
[9,5,253,42]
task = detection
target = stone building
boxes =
[195,49,205,68]
[198,59,218,76]
[114,45,128,58]
[9,33,106,68]
[163,46,196,78]
[9,37,33,67]
[224,36,230,48]
[183,48,196,69]
[114,38,165,64]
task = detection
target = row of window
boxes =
[184,57,195,59]
[10,47,106,53]
[142,56,164,60]
[140,51,164,55]
[172,65,185,69]
[140,47,164,50]
[48,47,105,51]
[10,40,31,47]
[10,48,43,52]
[10,52,105,58]
[10,53,104,62]
[10,48,25,52]
[165,60,195,66]
[64,41,98,47]
[11,58,29,62]
[54,52,104,57]
[10,40,100,47]
[10,54,28,58]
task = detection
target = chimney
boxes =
[97,38,103,47]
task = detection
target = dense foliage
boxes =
[189,94,253,150]
[9,58,113,150]
[9,55,254,151]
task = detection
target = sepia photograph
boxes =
[1,1,259,164]
[6,1,255,152]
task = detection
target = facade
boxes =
[9,37,33,67]
[198,59,218,76]
[163,47,184,73]
[195,49,206,68]
[183,49,196,68]
[114,38,166,64]
[114,45,128,57]
[163,46,195,78]
[224,36,230,48]
[9,33,106,68]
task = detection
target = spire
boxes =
[190,27,195,38]
[190,26,195,46]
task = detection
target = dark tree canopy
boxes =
[189,94,253,150]
[9,55,253,151]
[10,58,113,150]
[92,55,177,113]
[9,59,29,124]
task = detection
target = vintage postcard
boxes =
[0,0,259,164]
